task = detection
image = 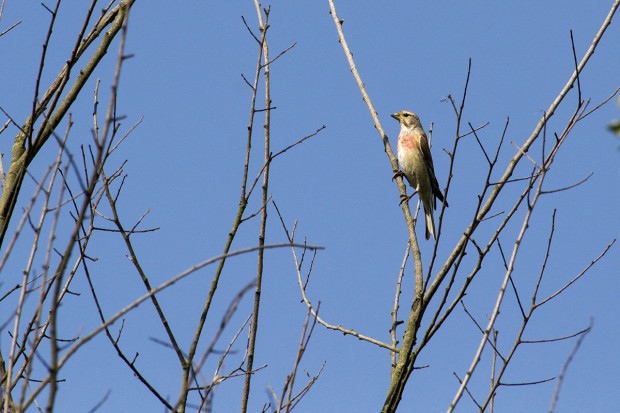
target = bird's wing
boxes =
[418,130,436,171]
[418,129,448,208]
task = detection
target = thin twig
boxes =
[549,321,592,412]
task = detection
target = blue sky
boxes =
[1,1,619,412]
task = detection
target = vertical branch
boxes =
[177,7,268,413]
[30,0,61,149]
[241,3,271,412]
[2,157,61,413]
[277,305,322,413]
[426,60,471,279]
[45,5,132,412]
[490,330,498,413]
[45,163,70,413]
[326,1,427,411]
[390,243,409,369]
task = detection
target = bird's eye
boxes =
[403,113,409,117]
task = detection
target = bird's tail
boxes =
[424,204,436,240]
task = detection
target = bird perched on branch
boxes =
[391,110,448,240]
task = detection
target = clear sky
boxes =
[1,1,619,412]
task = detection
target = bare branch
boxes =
[549,321,592,412]
[536,239,615,307]
[390,243,409,369]
[273,199,396,352]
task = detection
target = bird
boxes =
[391,110,448,240]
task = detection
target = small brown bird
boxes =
[392,110,448,240]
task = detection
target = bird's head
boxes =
[391,110,422,129]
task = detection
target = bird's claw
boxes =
[392,170,405,182]
[399,193,413,206]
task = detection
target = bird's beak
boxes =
[391,112,400,121]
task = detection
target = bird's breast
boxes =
[398,134,418,151]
